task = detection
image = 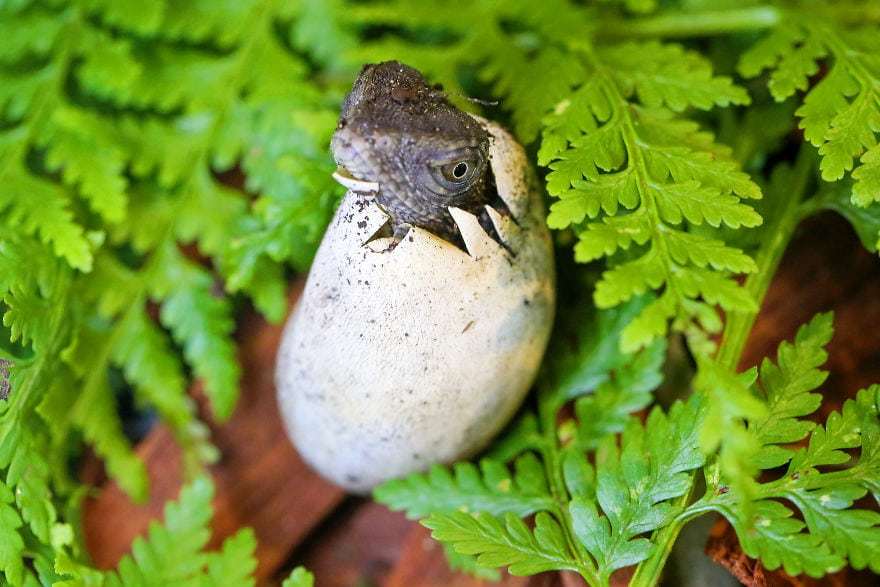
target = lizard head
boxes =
[331,61,493,244]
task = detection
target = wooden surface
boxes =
[82,213,880,586]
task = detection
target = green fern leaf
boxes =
[0,481,24,586]
[68,329,148,502]
[39,106,128,223]
[853,144,880,208]
[151,244,239,421]
[79,0,165,37]
[573,337,665,449]
[1,425,57,545]
[159,0,253,47]
[543,44,760,351]
[201,528,258,587]
[285,0,355,71]
[699,318,880,576]
[0,170,92,272]
[440,542,502,581]
[282,567,315,587]
[424,511,582,576]
[112,303,215,465]
[729,500,844,578]
[375,454,555,518]
[105,476,213,587]
[571,396,705,578]
[751,312,832,468]
[602,41,749,111]
[0,5,62,64]
[740,18,880,203]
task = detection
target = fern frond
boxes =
[571,396,705,579]
[752,312,832,467]
[39,105,128,223]
[740,16,880,206]
[151,243,239,422]
[543,42,758,351]
[695,317,880,576]
[67,322,148,502]
[424,511,583,576]
[282,567,315,587]
[376,454,555,518]
[104,476,213,587]
[202,528,258,587]
[0,480,24,586]
[0,169,92,272]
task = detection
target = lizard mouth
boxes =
[333,166,379,193]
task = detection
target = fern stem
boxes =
[715,145,815,370]
[538,395,603,585]
[631,145,817,586]
[600,6,780,39]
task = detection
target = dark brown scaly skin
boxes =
[331,61,500,245]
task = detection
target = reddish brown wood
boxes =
[293,501,412,586]
[740,214,880,394]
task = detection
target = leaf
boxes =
[105,477,214,587]
[39,106,129,224]
[441,543,502,581]
[704,318,880,576]
[573,336,665,449]
[786,486,880,572]
[751,312,832,468]
[572,396,705,578]
[0,480,25,586]
[821,181,880,254]
[424,511,582,576]
[542,295,658,404]
[601,41,750,111]
[542,54,760,349]
[151,244,240,421]
[201,528,258,587]
[0,170,92,272]
[281,567,315,587]
[730,500,844,578]
[740,19,880,201]
[375,454,555,518]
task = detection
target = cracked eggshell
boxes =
[275,119,555,493]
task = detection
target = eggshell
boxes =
[275,119,555,492]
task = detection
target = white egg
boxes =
[275,118,555,492]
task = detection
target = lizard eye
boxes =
[441,160,475,182]
[425,151,485,195]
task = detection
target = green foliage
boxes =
[688,316,880,577]
[1,0,341,584]
[381,312,880,585]
[569,396,704,582]
[282,567,315,587]
[375,454,556,518]
[739,13,880,205]
[3,1,880,585]
[425,511,584,576]
[541,44,758,352]
[96,476,283,587]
